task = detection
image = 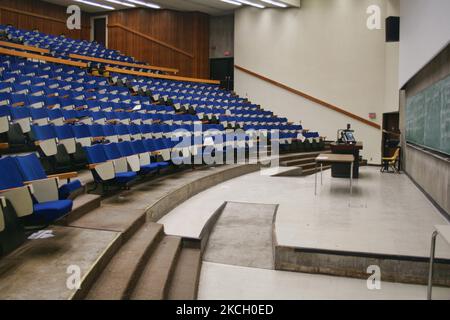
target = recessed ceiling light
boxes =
[74,0,115,10]
[236,0,265,9]
[220,0,242,5]
[127,0,161,9]
[105,0,136,7]
[261,0,288,8]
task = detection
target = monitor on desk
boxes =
[343,131,356,143]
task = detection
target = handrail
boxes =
[0,40,49,54]
[69,53,179,74]
[0,46,219,84]
[105,66,220,85]
[108,24,194,59]
[0,47,87,68]
[235,65,381,130]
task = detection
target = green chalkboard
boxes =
[406,73,450,156]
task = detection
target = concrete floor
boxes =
[203,202,277,269]
[159,166,450,299]
[198,261,450,300]
[0,226,120,300]
[160,166,450,259]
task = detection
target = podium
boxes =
[330,142,363,179]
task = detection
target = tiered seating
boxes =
[0,25,325,257]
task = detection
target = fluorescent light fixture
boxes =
[236,0,265,8]
[105,0,135,7]
[220,0,242,5]
[261,0,288,7]
[127,0,161,9]
[74,0,115,10]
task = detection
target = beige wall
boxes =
[234,0,400,164]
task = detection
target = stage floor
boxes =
[160,166,450,261]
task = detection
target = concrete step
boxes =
[302,165,331,176]
[58,193,102,225]
[279,150,330,162]
[280,157,316,167]
[86,223,165,300]
[167,247,202,300]
[130,235,182,300]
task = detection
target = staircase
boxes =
[279,150,332,176]
[85,222,202,300]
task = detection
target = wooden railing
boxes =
[0,47,87,68]
[108,24,194,59]
[235,65,381,130]
[69,53,179,74]
[0,47,219,85]
[0,40,49,54]
[105,66,220,85]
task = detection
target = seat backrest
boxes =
[14,153,48,182]
[117,141,134,157]
[103,143,122,160]
[84,144,108,164]
[31,124,56,141]
[54,124,75,140]
[0,157,25,191]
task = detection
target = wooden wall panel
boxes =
[107,9,210,78]
[0,0,91,41]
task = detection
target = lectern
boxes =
[330,142,363,179]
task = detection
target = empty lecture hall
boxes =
[0,0,448,310]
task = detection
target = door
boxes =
[210,58,234,91]
[92,17,107,47]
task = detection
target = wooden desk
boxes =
[315,153,355,195]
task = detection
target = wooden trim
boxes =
[105,66,220,85]
[0,40,49,54]
[0,47,88,68]
[47,172,78,180]
[235,65,381,130]
[108,24,194,59]
[0,6,90,28]
[69,53,179,74]
[0,143,9,150]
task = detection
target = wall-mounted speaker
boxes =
[386,16,400,42]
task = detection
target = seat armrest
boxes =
[47,172,78,180]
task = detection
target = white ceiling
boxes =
[43,0,298,15]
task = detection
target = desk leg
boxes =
[315,162,317,196]
[350,161,353,195]
[427,231,438,300]
[320,163,323,185]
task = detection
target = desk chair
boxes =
[381,148,400,173]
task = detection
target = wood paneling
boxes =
[107,9,209,78]
[235,65,381,130]
[0,0,91,41]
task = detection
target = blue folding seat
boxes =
[29,107,49,126]
[0,106,10,134]
[14,153,82,200]
[131,140,168,170]
[30,124,58,157]
[9,106,32,134]
[117,141,158,174]
[72,124,92,147]
[0,157,72,226]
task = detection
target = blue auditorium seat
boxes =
[14,153,82,200]
[0,157,72,226]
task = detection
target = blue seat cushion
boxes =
[140,163,160,174]
[114,172,137,184]
[27,199,73,225]
[58,180,82,199]
[155,162,170,168]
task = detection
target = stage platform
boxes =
[160,166,450,289]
